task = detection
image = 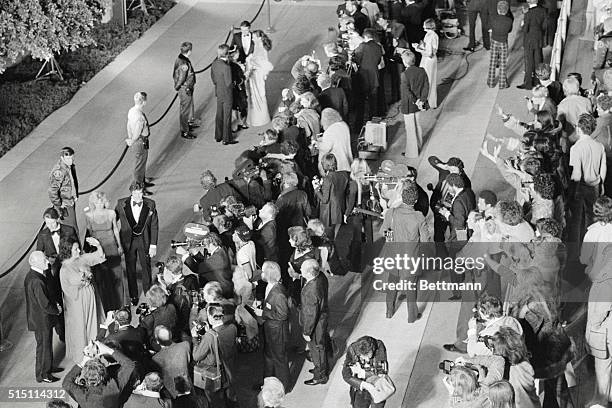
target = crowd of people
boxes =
[16,1,612,408]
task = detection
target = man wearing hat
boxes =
[173,41,198,140]
[24,251,62,383]
[48,147,79,236]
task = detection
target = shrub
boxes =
[0,0,175,158]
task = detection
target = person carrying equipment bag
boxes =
[192,304,238,407]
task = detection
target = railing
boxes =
[550,0,573,81]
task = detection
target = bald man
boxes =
[151,325,192,398]
[24,251,61,383]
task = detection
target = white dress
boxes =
[419,30,438,109]
[246,40,273,127]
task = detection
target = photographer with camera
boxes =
[182,232,233,299]
[465,295,523,358]
[379,181,431,322]
[228,159,273,209]
[192,304,238,407]
[155,256,198,342]
[195,170,240,222]
[342,336,389,408]
[62,340,136,408]
[466,327,540,408]
[138,285,178,352]
[97,307,149,374]
[441,356,505,408]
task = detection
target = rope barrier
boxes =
[0,0,269,279]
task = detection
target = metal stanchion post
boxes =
[265,0,276,33]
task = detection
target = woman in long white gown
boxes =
[414,18,439,109]
[246,30,274,127]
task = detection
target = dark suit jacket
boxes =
[401,3,425,43]
[152,341,192,398]
[193,323,237,386]
[36,224,78,302]
[354,40,383,94]
[115,197,159,251]
[263,283,289,324]
[140,304,178,351]
[350,10,370,35]
[300,273,329,338]
[253,220,279,265]
[199,182,240,220]
[195,247,233,297]
[428,156,473,211]
[523,5,547,49]
[400,65,429,114]
[227,177,272,209]
[230,32,254,63]
[276,188,311,231]
[342,337,387,390]
[448,188,477,241]
[102,325,148,363]
[123,393,172,408]
[318,87,349,120]
[63,351,136,408]
[316,170,350,227]
[24,269,60,331]
[211,58,233,101]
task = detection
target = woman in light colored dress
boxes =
[59,237,106,364]
[246,30,274,127]
[414,18,438,109]
[85,191,124,312]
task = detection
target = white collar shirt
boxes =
[265,282,276,300]
[241,32,251,54]
[131,200,143,221]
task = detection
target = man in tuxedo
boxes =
[253,202,279,266]
[317,73,349,121]
[260,262,290,390]
[354,28,383,132]
[48,147,79,236]
[36,207,78,342]
[400,52,429,158]
[115,181,159,306]
[211,44,236,145]
[230,20,254,64]
[437,173,476,300]
[24,251,62,383]
[517,0,547,89]
[300,259,330,386]
[151,326,191,399]
[173,42,198,139]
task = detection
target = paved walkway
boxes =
[0,0,595,407]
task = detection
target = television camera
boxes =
[170,222,210,249]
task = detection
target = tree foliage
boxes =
[0,0,103,73]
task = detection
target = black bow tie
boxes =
[51,230,60,237]
[132,201,142,207]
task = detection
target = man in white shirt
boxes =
[126,91,153,192]
[569,113,607,249]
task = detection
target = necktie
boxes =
[133,201,142,207]
[51,230,60,237]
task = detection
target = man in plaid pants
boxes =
[487,1,514,88]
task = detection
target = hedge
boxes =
[0,0,175,158]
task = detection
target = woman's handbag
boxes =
[366,374,396,403]
[193,330,223,392]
